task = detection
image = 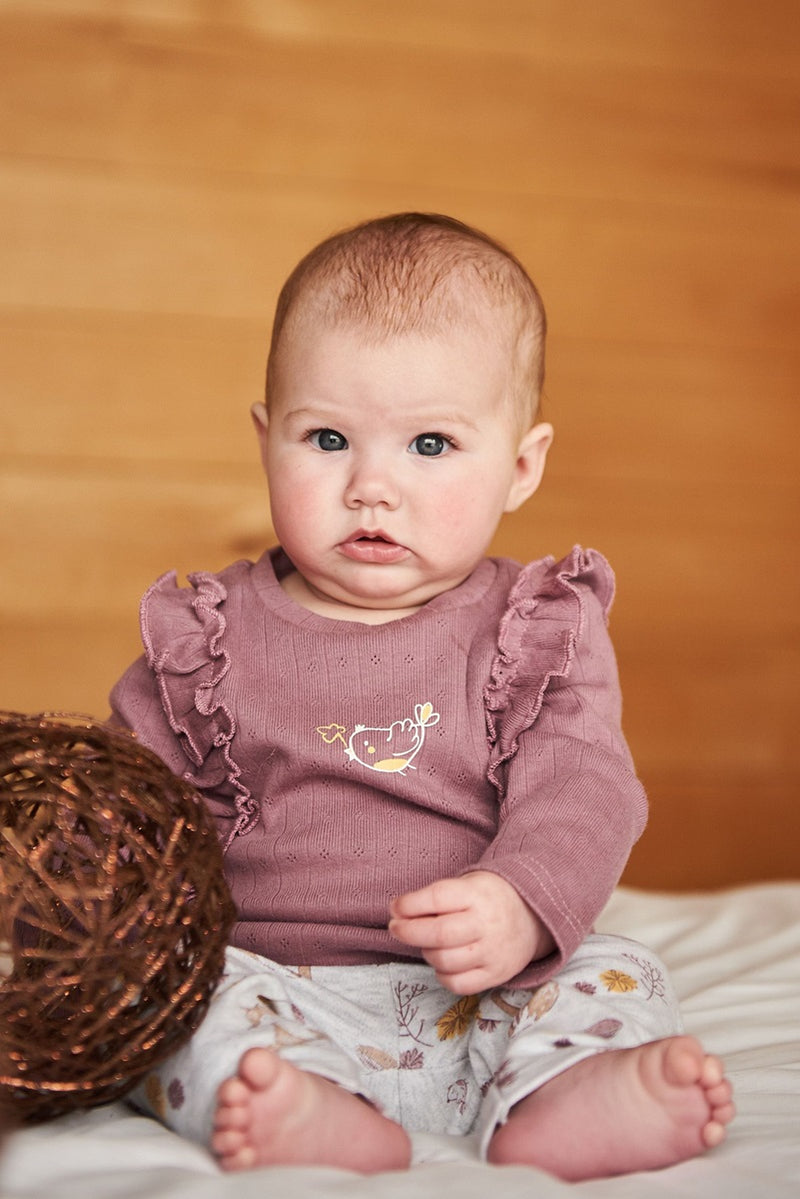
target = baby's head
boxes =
[257,213,553,622]
[265,212,547,435]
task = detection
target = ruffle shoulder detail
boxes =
[140,568,257,847]
[484,546,615,794]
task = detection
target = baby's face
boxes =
[258,320,550,620]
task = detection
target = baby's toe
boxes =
[216,1076,252,1108]
[211,1127,247,1156]
[699,1055,724,1087]
[702,1120,728,1149]
[213,1103,250,1133]
[217,1143,257,1171]
[705,1077,733,1107]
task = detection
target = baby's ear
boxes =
[505,422,553,512]
[251,402,269,470]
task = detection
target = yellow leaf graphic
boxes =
[599,969,638,993]
[436,994,481,1040]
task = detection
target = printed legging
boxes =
[131,933,681,1160]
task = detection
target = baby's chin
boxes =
[280,568,423,624]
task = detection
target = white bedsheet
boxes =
[2,883,799,1198]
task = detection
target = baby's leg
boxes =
[212,1047,411,1173]
[475,934,734,1180]
[129,949,393,1163]
[487,1035,734,1179]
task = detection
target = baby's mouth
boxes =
[340,530,408,563]
[355,532,393,545]
[347,528,397,546]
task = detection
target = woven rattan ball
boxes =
[0,710,236,1124]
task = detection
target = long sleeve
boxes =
[477,547,647,985]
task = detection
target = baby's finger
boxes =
[429,960,495,996]
[389,877,470,920]
[388,910,478,950]
[423,940,485,976]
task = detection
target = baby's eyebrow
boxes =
[280,404,480,434]
[407,409,480,432]
[281,406,341,427]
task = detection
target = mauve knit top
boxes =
[109,545,646,987]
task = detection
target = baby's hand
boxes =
[388,871,554,994]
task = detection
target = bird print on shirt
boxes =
[316,702,440,774]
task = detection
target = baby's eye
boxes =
[309,428,348,452]
[408,433,452,457]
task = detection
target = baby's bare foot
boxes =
[487,1035,734,1180]
[211,1048,411,1173]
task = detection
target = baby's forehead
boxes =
[287,277,521,347]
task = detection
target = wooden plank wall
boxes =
[1,1,798,890]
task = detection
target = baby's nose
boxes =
[344,456,401,510]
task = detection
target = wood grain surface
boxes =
[2,1,798,888]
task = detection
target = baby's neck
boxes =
[279,570,424,625]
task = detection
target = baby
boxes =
[111,212,733,1180]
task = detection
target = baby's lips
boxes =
[339,536,408,564]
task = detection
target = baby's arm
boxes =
[388,871,554,994]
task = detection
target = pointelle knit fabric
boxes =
[109,545,646,988]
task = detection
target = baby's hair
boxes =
[265,212,547,429]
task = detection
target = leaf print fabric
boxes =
[395,980,431,1045]
[127,935,683,1151]
[399,1049,425,1070]
[357,1046,399,1071]
[523,981,560,1020]
[622,953,669,1002]
[583,1018,623,1039]
[437,994,481,1040]
[599,969,638,993]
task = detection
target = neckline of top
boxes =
[247,548,502,632]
